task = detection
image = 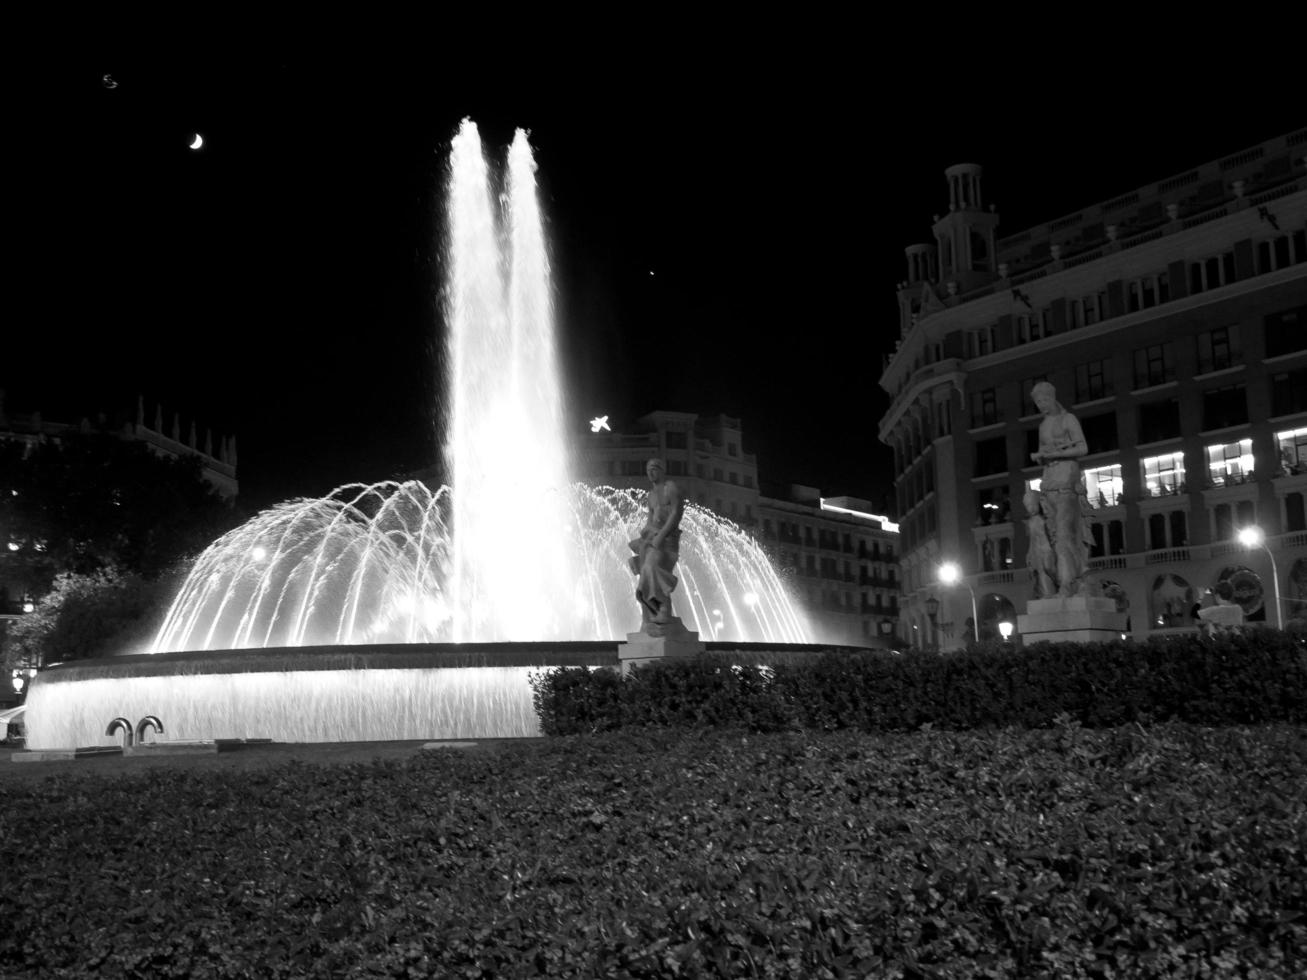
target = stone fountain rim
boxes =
[33,641,877,685]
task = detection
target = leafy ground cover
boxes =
[533,633,1307,736]
[2,722,1304,978]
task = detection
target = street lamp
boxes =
[924,596,940,651]
[1237,526,1283,629]
[998,619,1015,653]
[938,561,979,643]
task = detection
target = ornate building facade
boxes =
[880,130,1307,649]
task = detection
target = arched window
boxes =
[1217,566,1265,621]
[1150,573,1195,629]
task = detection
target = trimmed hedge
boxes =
[530,631,1307,736]
[1,724,1304,977]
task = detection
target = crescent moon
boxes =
[189,133,204,150]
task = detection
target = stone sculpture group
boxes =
[1026,381,1094,598]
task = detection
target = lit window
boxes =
[1278,428,1307,475]
[1205,439,1254,486]
[1084,464,1123,507]
[1142,452,1186,496]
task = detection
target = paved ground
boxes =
[0,738,542,782]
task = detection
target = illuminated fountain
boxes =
[149,482,807,650]
[24,121,813,750]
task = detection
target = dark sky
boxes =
[9,50,1302,513]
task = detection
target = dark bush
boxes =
[4,564,186,670]
[531,632,1307,736]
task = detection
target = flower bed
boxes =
[1,723,1304,977]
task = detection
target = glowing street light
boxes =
[938,561,979,644]
[1237,526,1283,629]
[998,621,1014,640]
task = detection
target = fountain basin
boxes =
[23,644,613,750]
[23,642,865,750]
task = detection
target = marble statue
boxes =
[1023,488,1057,598]
[628,458,685,633]
[1030,382,1094,597]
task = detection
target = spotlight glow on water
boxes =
[151,482,809,650]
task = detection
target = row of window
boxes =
[765,521,897,562]
[660,431,742,458]
[973,429,1307,533]
[971,375,1307,478]
[977,490,1306,572]
[801,587,900,617]
[776,550,901,586]
[897,456,936,514]
[899,500,937,553]
[972,229,1307,356]
[694,496,754,522]
[1038,427,1302,500]
[607,458,756,488]
[966,310,1305,432]
[899,225,1305,403]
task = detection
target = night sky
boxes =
[9,51,1302,513]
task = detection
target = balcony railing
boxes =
[1145,547,1192,565]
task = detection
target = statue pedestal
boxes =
[617,617,705,673]
[1018,596,1127,644]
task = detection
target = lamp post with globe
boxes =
[1237,526,1283,629]
[924,595,940,651]
[938,561,979,645]
[998,620,1015,652]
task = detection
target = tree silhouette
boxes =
[0,432,240,597]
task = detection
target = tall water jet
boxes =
[445,121,574,641]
